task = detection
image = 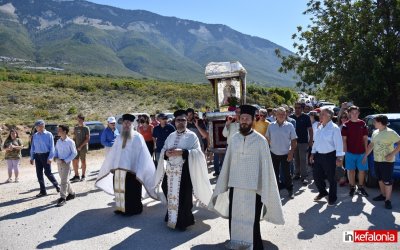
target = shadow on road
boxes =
[191,240,279,250]
[37,202,216,249]
[0,202,54,221]
[298,195,366,240]
[362,205,400,230]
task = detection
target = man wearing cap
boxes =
[101,116,120,156]
[209,105,284,250]
[154,109,212,231]
[30,120,60,197]
[152,113,175,165]
[96,114,157,216]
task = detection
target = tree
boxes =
[276,0,400,112]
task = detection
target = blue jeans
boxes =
[213,153,225,175]
[34,153,58,193]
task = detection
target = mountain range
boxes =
[0,0,296,86]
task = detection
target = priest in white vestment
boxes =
[96,114,157,216]
[154,109,212,230]
[209,105,285,250]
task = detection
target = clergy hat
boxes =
[122,113,135,122]
[174,109,188,118]
[239,105,257,118]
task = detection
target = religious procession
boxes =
[2,62,400,250]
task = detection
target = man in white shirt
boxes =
[310,108,344,206]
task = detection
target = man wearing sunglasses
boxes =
[152,113,175,165]
[101,116,119,156]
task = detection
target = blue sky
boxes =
[90,0,311,51]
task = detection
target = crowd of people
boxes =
[1,101,400,249]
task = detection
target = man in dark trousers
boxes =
[30,119,60,197]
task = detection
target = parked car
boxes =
[84,121,105,147]
[364,113,400,187]
[27,123,59,149]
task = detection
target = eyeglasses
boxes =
[176,118,187,122]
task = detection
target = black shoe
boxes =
[372,194,386,201]
[114,210,123,215]
[314,193,328,201]
[70,176,80,182]
[80,175,85,181]
[66,193,76,201]
[349,186,356,196]
[56,198,66,207]
[36,192,47,198]
[385,200,392,209]
[213,173,219,177]
[301,179,309,186]
[328,200,337,206]
[56,186,60,193]
[293,175,301,180]
[357,187,369,197]
[288,190,294,199]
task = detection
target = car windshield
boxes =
[87,124,105,132]
[46,125,58,135]
[388,120,400,135]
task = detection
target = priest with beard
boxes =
[96,114,156,216]
[154,109,212,230]
[208,105,284,250]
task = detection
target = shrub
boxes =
[175,98,187,109]
[67,106,78,115]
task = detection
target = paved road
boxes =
[0,149,399,249]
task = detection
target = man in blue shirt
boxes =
[30,120,60,197]
[101,116,119,155]
[152,113,175,165]
[54,125,78,207]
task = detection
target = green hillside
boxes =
[0,68,298,126]
[0,0,297,86]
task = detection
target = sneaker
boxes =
[66,193,76,201]
[372,194,386,201]
[70,176,80,182]
[358,187,369,197]
[385,200,392,209]
[288,190,294,199]
[349,186,356,196]
[6,178,12,183]
[301,179,309,186]
[36,192,47,198]
[213,173,219,177]
[14,178,19,183]
[80,175,86,181]
[56,198,66,207]
[314,193,328,201]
